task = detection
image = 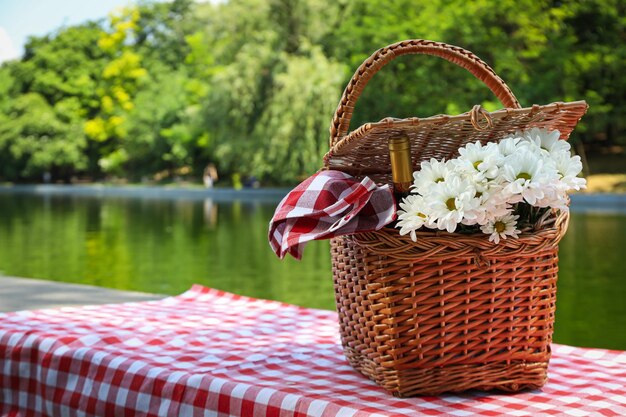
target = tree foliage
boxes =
[0,0,623,184]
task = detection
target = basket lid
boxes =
[323,101,588,177]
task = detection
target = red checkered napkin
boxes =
[268,170,396,259]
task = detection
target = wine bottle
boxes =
[388,133,413,205]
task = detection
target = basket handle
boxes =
[329,39,522,146]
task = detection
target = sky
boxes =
[0,0,141,63]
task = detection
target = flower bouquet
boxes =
[396,127,585,243]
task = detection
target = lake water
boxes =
[0,192,624,350]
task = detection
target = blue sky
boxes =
[0,0,143,63]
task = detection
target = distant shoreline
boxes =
[0,184,291,202]
[1,184,625,213]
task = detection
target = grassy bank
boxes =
[585,174,626,193]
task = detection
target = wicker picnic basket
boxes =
[323,40,588,397]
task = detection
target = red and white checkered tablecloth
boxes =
[1,285,625,417]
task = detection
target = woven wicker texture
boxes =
[325,40,587,397]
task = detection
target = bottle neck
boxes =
[388,136,413,198]
[393,180,412,195]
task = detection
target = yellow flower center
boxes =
[494,221,506,233]
[516,172,531,180]
[417,212,426,219]
[445,197,456,211]
[435,177,444,183]
[473,160,482,170]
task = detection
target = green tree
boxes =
[202,0,346,183]
[0,93,87,180]
[85,7,147,175]
[0,23,105,181]
[0,66,13,114]
[87,0,212,179]
[326,0,625,149]
[0,0,623,183]
[122,68,200,178]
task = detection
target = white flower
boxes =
[553,152,586,192]
[498,136,523,157]
[413,158,453,192]
[477,188,512,224]
[393,127,583,241]
[457,177,512,226]
[501,149,559,205]
[532,153,584,210]
[480,212,521,244]
[458,178,488,225]
[534,189,569,210]
[520,127,571,156]
[455,141,502,180]
[427,175,475,233]
[396,194,430,241]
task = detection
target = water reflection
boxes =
[0,194,333,310]
[203,198,218,228]
[0,193,624,349]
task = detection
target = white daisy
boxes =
[480,212,521,244]
[396,194,430,241]
[498,136,523,157]
[413,158,453,192]
[532,152,583,210]
[458,178,490,225]
[427,175,475,233]
[534,188,569,210]
[520,127,570,156]
[501,149,559,205]
[392,126,583,241]
[464,172,514,224]
[553,152,586,192]
[455,141,502,180]
[466,181,512,225]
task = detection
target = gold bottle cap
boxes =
[388,134,410,151]
[388,134,412,188]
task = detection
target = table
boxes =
[1,285,625,416]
